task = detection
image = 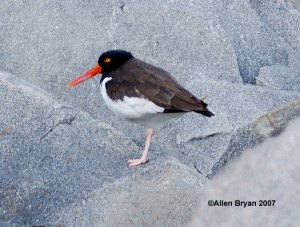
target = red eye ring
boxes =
[104,58,111,63]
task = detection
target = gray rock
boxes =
[0,0,240,123]
[56,158,205,226]
[213,0,286,84]
[210,96,300,177]
[1,0,299,148]
[1,70,299,225]
[0,71,138,225]
[1,0,299,145]
[3,0,299,122]
[175,79,299,177]
[249,0,300,51]
[1,0,300,225]
[0,71,205,226]
[251,97,300,139]
[189,116,300,227]
[256,63,300,91]
[249,0,300,90]
[287,0,300,11]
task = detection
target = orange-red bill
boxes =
[66,64,102,87]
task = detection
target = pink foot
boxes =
[127,158,147,167]
[127,127,154,167]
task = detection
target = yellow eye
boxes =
[104,58,111,63]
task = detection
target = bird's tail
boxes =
[195,99,214,117]
[195,109,214,117]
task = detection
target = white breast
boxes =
[100,77,164,120]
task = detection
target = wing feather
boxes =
[105,58,214,117]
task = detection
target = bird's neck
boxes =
[100,75,108,84]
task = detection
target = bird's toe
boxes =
[127,158,147,167]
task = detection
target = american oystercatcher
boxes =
[67,50,214,167]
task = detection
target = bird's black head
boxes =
[66,50,134,88]
[98,50,134,75]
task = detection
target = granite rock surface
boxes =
[189,116,300,227]
[1,0,300,226]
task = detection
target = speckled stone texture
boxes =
[189,117,300,227]
[1,0,300,226]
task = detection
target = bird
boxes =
[67,50,214,167]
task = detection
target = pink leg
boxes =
[127,127,155,167]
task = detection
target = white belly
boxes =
[100,77,165,122]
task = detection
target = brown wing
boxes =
[105,58,214,117]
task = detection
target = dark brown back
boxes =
[105,58,214,117]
